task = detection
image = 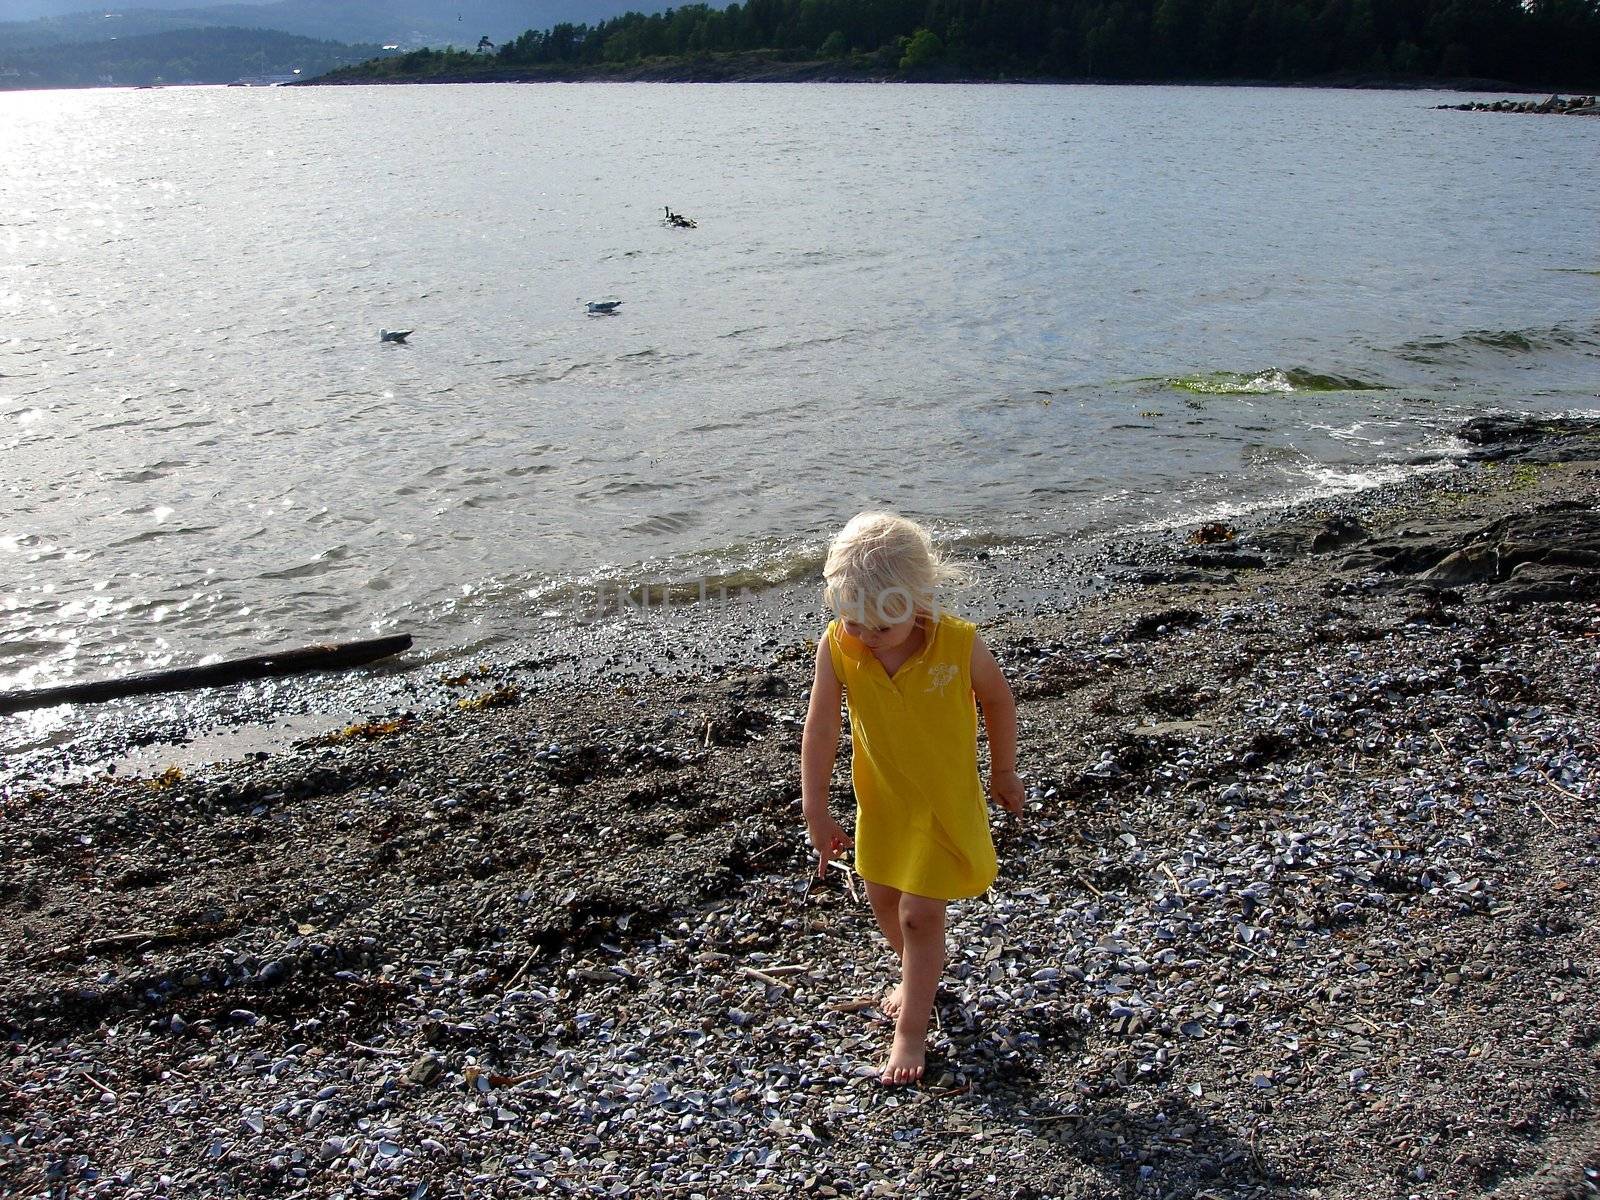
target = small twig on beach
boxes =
[505,950,538,989]
[1538,771,1583,805]
[1528,796,1561,829]
[748,840,785,861]
[1076,875,1103,898]
[1431,730,1450,756]
[346,1041,410,1058]
[829,858,860,904]
[38,929,171,963]
[827,997,879,1014]
[1160,862,1182,893]
[79,1071,117,1099]
[757,963,810,976]
[703,719,713,749]
[739,966,791,989]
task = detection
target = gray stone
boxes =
[406,1054,445,1087]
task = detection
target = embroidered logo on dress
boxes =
[923,663,958,692]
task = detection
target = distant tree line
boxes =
[356,0,1598,86]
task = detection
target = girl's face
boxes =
[841,612,920,653]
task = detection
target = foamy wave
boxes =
[1165,368,1387,396]
[1124,459,1458,536]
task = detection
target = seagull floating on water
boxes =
[585,298,622,314]
[380,328,413,344]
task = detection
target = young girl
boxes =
[801,511,1025,1086]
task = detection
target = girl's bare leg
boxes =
[863,880,906,1017]
[883,892,946,1086]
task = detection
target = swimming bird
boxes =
[380,329,413,344]
[585,299,622,314]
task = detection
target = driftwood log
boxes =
[0,634,413,715]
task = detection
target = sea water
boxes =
[2,82,1597,704]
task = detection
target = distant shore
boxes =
[3,416,1596,1197]
[301,54,1584,94]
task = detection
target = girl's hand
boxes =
[806,814,853,878]
[989,769,1025,815]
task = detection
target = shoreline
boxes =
[2,417,1597,1197]
[300,64,1582,93]
[0,440,1476,790]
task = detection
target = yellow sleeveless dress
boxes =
[826,613,998,901]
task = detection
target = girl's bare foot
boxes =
[880,983,905,1019]
[879,1031,926,1086]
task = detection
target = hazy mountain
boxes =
[1,12,226,50]
[0,2,688,52]
[3,0,275,16]
[5,0,275,16]
[0,25,393,87]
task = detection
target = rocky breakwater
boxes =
[1,416,1598,1198]
[1440,92,1600,115]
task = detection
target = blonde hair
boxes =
[823,512,956,626]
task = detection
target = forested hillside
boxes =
[320,0,1600,87]
[0,2,693,53]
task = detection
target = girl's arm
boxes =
[971,633,1025,814]
[801,636,853,877]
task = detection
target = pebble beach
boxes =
[3,416,1598,1200]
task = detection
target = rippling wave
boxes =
[1393,320,1600,364]
[2,83,1598,703]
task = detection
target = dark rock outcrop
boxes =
[1440,93,1599,116]
[1335,505,1600,605]
[1459,415,1600,464]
